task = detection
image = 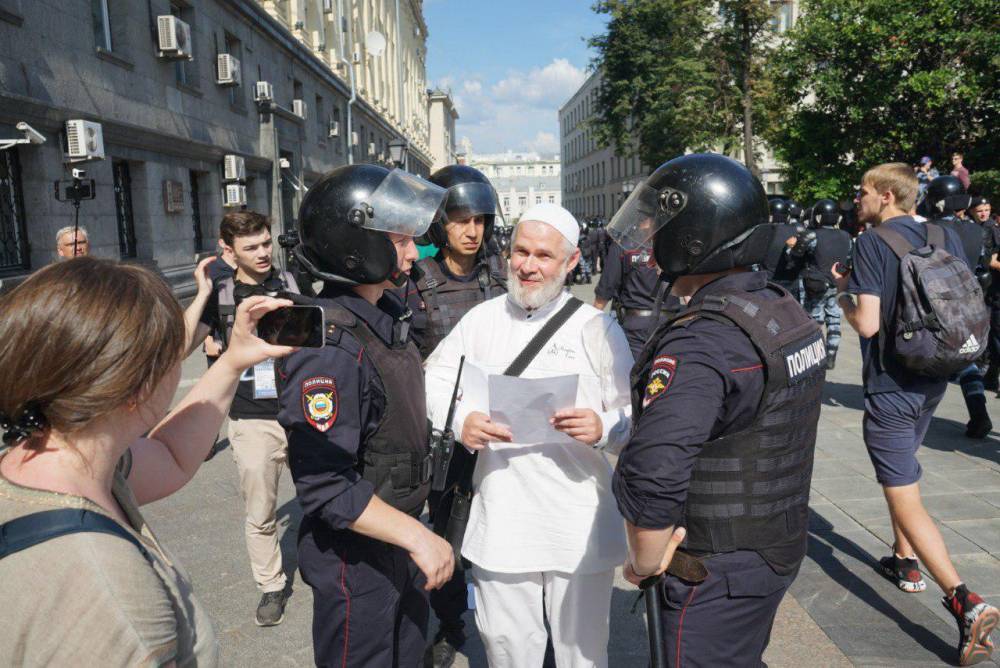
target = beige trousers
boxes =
[228,418,288,593]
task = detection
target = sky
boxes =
[423,0,607,157]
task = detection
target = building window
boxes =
[503,197,510,209]
[92,0,112,51]
[316,94,325,141]
[112,160,137,259]
[224,32,244,108]
[0,149,29,274]
[190,170,204,252]
[171,3,195,87]
[548,194,555,204]
[535,196,542,204]
[293,79,303,108]
[518,196,526,208]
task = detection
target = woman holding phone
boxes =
[0,257,294,666]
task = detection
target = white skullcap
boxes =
[518,203,579,246]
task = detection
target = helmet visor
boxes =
[363,169,448,237]
[608,182,687,250]
[445,182,505,225]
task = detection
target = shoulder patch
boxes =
[644,355,677,407]
[302,376,338,432]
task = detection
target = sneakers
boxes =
[255,590,287,627]
[944,584,998,666]
[878,554,927,593]
[423,631,463,668]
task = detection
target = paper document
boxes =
[488,373,579,445]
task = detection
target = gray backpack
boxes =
[874,224,989,379]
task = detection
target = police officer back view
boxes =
[404,164,506,667]
[408,165,506,360]
[801,199,853,369]
[278,165,454,667]
[610,154,825,666]
[925,176,993,438]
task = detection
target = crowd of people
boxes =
[1,150,998,668]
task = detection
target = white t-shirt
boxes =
[425,290,633,574]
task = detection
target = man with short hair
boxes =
[916,156,939,202]
[55,225,89,258]
[833,163,998,666]
[424,203,633,667]
[952,152,972,190]
[184,211,300,627]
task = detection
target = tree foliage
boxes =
[588,0,780,171]
[765,0,1000,202]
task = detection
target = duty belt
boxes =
[389,453,434,489]
[666,549,709,583]
[623,308,656,317]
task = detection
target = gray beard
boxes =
[509,270,569,310]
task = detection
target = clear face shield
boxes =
[607,182,688,250]
[443,181,505,226]
[349,169,448,238]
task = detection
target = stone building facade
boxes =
[470,152,561,224]
[427,88,458,172]
[0,0,433,294]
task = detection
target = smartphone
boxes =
[256,305,325,348]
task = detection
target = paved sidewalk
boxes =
[149,283,1000,666]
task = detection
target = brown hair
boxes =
[862,163,919,212]
[219,211,271,247]
[0,257,185,446]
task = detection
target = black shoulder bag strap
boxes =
[0,508,148,560]
[443,296,584,563]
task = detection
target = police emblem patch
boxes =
[302,376,338,432]
[643,356,677,407]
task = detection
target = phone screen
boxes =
[256,305,325,348]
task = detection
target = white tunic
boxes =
[424,290,633,575]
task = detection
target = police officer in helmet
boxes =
[408,164,507,360]
[610,153,824,665]
[278,164,455,667]
[405,164,506,667]
[923,175,993,438]
[769,197,790,224]
[800,199,852,369]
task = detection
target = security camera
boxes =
[16,122,45,146]
[72,168,87,179]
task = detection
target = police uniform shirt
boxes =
[986,222,1000,306]
[277,285,406,529]
[848,215,968,394]
[613,272,767,533]
[594,245,660,311]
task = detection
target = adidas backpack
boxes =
[874,223,989,379]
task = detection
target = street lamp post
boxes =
[389,138,409,170]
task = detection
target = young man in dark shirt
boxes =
[833,163,997,666]
[184,212,299,627]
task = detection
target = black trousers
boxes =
[623,315,657,361]
[988,305,1000,373]
[426,485,468,642]
[298,519,429,667]
[658,551,796,667]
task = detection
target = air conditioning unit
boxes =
[328,120,340,138]
[223,184,247,208]
[368,142,376,155]
[254,81,273,103]
[293,99,307,119]
[156,15,193,60]
[216,54,241,87]
[223,155,246,181]
[350,131,359,146]
[65,120,105,162]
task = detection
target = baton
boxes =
[640,574,667,668]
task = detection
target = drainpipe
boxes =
[338,0,356,164]
[395,0,406,169]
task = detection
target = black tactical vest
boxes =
[414,255,507,358]
[802,227,853,296]
[632,282,824,574]
[321,304,432,517]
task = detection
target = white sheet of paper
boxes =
[488,373,579,446]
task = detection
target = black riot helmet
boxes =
[787,201,803,223]
[424,165,502,249]
[608,153,771,281]
[293,164,447,287]
[769,198,789,223]
[925,175,965,216]
[811,199,841,227]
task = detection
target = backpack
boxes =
[874,223,989,379]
